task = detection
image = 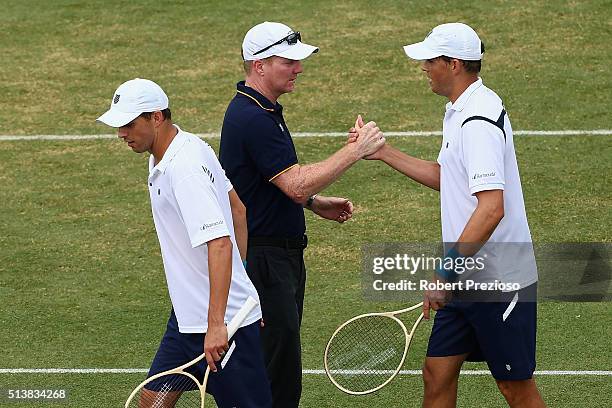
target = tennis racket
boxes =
[324,302,424,395]
[125,296,259,408]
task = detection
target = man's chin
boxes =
[129,145,145,153]
[430,85,443,96]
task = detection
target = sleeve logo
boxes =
[200,220,224,230]
[201,165,215,183]
[473,171,496,180]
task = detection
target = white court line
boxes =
[0,130,611,141]
[0,368,148,374]
[1,368,610,376]
[308,369,611,376]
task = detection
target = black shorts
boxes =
[427,283,538,380]
[147,310,272,407]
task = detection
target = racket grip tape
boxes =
[226,296,259,339]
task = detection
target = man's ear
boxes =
[153,111,164,126]
[254,60,265,76]
[450,58,462,74]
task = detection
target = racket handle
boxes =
[202,298,256,408]
[226,296,259,339]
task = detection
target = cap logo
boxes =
[425,29,433,38]
[113,94,120,104]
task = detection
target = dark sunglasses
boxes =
[253,31,301,56]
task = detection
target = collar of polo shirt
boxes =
[446,78,483,112]
[149,125,188,175]
[236,81,282,113]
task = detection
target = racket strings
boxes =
[127,373,202,407]
[326,315,407,393]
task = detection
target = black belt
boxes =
[248,235,308,249]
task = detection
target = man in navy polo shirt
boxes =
[220,21,385,408]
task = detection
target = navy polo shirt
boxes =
[219,81,305,238]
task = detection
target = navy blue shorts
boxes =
[427,283,537,380]
[147,310,272,408]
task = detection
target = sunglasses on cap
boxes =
[253,31,301,56]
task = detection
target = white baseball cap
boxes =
[97,78,169,127]
[242,21,319,61]
[403,23,483,61]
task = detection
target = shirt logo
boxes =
[200,220,224,230]
[113,94,120,104]
[201,165,215,183]
[473,172,496,180]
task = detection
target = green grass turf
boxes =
[0,0,610,135]
[0,373,610,407]
[0,136,610,407]
[0,0,611,406]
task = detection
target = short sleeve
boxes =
[222,168,233,193]
[173,172,230,248]
[461,120,506,195]
[245,115,298,181]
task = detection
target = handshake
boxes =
[347,115,387,160]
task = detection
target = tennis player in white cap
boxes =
[97,78,272,407]
[352,23,546,407]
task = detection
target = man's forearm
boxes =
[273,122,384,203]
[228,190,247,261]
[234,216,248,261]
[455,190,504,256]
[207,237,233,328]
[285,144,361,204]
[379,145,440,191]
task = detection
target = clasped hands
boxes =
[347,114,386,160]
[309,116,384,224]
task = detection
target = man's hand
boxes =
[348,115,386,160]
[346,115,363,144]
[348,116,385,158]
[204,323,229,372]
[423,284,452,320]
[311,196,354,223]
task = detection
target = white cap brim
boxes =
[274,42,319,60]
[403,42,442,60]
[248,41,319,61]
[96,108,140,128]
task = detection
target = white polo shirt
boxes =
[148,125,261,333]
[437,78,537,288]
